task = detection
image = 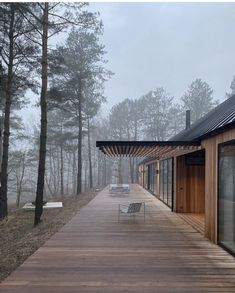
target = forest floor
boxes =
[0,191,98,282]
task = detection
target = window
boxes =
[218,142,235,254]
[167,159,173,207]
[160,161,164,200]
[159,158,173,208]
[147,163,157,195]
[163,160,168,202]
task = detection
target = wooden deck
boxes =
[177,213,205,235]
[1,184,235,292]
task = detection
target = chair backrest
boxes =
[128,202,142,213]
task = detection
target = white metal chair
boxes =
[118,202,145,222]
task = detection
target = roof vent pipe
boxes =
[186,110,191,130]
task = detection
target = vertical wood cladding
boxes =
[176,155,205,214]
[202,128,235,243]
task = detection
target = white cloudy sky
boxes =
[22,2,235,124]
[90,2,235,107]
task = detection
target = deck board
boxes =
[177,213,205,235]
[1,184,235,292]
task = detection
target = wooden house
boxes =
[96,95,235,256]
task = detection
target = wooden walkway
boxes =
[178,213,205,235]
[1,184,235,292]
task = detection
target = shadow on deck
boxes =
[1,184,235,292]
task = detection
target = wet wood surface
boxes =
[1,184,235,292]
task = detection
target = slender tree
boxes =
[49,26,110,195]
[226,75,235,99]
[18,2,99,225]
[0,3,36,219]
[181,78,216,123]
[141,88,174,140]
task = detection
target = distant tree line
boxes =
[1,2,235,226]
[101,77,235,183]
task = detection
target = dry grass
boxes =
[0,192,97,282]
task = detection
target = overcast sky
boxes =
[22,2,235,124]
[88,2,235,111]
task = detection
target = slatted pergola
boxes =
[96,141,201,159]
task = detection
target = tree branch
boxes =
[17,5,43,36]
[24,33,42,47]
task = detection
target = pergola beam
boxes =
[96,140,201,159]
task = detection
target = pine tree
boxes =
[48,27,110,195]
[181,78,216,123]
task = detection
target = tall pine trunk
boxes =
[118,158,123,184]
[0,61,5,179]
[34,3,48,226]
[87,118,93,189]
[0,4,14,219]
[16,153,25,208]
[73,150,77,194]
[60,121,64,196]
[0,118,4,178]
[129,157,134,183]
[60,143,64,196]
[77,80,82,195]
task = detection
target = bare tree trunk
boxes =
[34,3,48,226]
[87,118,93,190]
[118,157,123,184]
[16,153,26,208]
[45,173,54,198]
[0,62,5,179]
[103,156,107,186]
[72,149,76,194]
[84,160,88,192]
[56,149,60,192]
[66,151,72,195]
[0,119,3,176]
[0,4,14,219]
[101,154,108,187]
[77,80,82,195]
[129,157,134,183]
[60,123,64,196]
[52,152,57,195]
[48,147,53,195]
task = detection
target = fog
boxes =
[19,2,235,124]
[90,2,235,110]
[2,1,235,206]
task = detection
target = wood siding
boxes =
[175,155,205,214]
[202,128,235,243]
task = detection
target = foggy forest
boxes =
[2,2,235,292]
[1,2,235,224]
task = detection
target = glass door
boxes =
[218,141,235,254]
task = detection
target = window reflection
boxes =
[159,158,173,208]
[219,143,235,254]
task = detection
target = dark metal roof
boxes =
[96,141,201,158]
[96,95,235,159]
[170,95,235,142]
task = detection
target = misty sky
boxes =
[22,2,235,124]
[89,2,235,110]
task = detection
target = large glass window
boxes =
[160,161,164,200]
[163,160,168,202]
[147,163,157,195]
[218,142,235,254]
[159,158,173,208]
[167,159,173,207]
